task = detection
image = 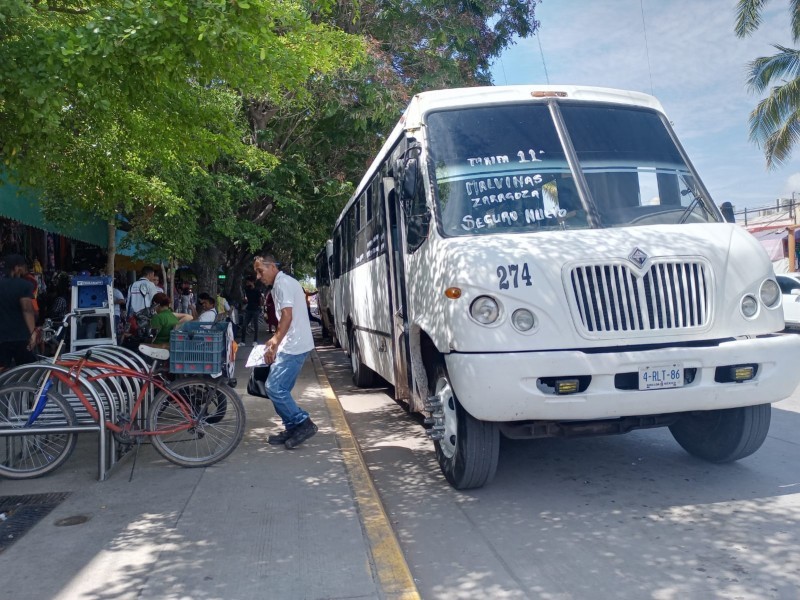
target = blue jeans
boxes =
[266,351,309,428]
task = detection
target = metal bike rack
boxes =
[0,364,111,481]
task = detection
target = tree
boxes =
[735,0,800,168]
[0,0,363,275]
[216,0,541,290]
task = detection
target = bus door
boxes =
[382,177,412,402]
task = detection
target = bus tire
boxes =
[430,362,499,489]
[669,404,771,463]
[350,330,376,387]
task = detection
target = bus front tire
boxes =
[669,404,771,463]
[430,362,499,490]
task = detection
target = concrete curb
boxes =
[311,350,421,600]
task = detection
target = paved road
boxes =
[317,342,800,600]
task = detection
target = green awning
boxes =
[0,181,108,248]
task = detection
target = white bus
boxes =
[329,85,800,490]
[315,240,337,345]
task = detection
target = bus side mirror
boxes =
[397,144,422,205]
[400,157,419,203]
[720,201,735,223]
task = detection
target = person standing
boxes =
[215,292,231,319]
[304,288,323,327]
[0,254,37,371]
[264,288,278,334]
[112,280,126,338]
[126,266,159,315]
[254,255,317,449]
[240,276,263,346]
[178,283,196,317]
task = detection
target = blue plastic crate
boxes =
[169,322,227,374]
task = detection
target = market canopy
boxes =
[0,179,108,248]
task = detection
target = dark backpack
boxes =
[247,365,271,398]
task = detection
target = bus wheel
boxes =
[349,330,376,387]
[669,404,771,463]
[429,362,499,489]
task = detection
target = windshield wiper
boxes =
[678,189,711,224]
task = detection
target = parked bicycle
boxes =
[0,310,245,479]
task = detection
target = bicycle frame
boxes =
[49,357,204,437]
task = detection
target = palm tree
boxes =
[735,0,800,168]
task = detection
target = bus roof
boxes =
[334,85,666,228]
[405,85,664,127]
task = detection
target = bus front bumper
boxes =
[444,334,800,422]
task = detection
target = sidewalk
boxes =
[0,339,419,600]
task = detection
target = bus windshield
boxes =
[426,102,720,237]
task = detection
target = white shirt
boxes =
[198,308,217,323]
[271,271,314,355]
[127,278,159,314]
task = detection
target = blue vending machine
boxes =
[70,275,116,351]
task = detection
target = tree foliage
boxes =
[736,0,800,168]
[0,0,362,255]
[0,0,540,295]
[224,0,540,283]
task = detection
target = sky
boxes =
[490,0,799,212]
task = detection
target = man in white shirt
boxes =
[254,255,317,449]
[126,266,159,314]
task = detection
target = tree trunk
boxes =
[192,245,221,298]
[105,220,116,276]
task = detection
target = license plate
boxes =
[638,364,683,390]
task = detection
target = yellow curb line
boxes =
[311,350,421,600]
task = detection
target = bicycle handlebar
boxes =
[40,309,100,344]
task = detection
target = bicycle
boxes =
[0,310,246,479]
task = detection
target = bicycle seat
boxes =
[139,345,171,361]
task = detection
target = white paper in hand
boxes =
[245,344,267,368]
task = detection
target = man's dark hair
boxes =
[140,266,155,277]
[197,292,214,304]
[3,254,27,276]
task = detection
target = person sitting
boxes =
[196,292,218,322]
[146,292,193,348]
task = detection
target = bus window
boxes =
[560,104,719,226]
[427,104,586,236]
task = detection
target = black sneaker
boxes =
[284,418,318,449]
[267,428,294,445]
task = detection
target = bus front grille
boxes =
[569,261,710,334]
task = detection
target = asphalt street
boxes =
[317,340,800,600]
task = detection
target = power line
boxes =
[537,34,550,84]
[499,55,508,86]
[639,0,654,95]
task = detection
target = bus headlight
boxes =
[470,296,500,324]
[759,279,781,308]
[740,294,759,318]
[511,309,536,332]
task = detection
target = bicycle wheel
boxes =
[0,382,78,479]
[148,377,245,467]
